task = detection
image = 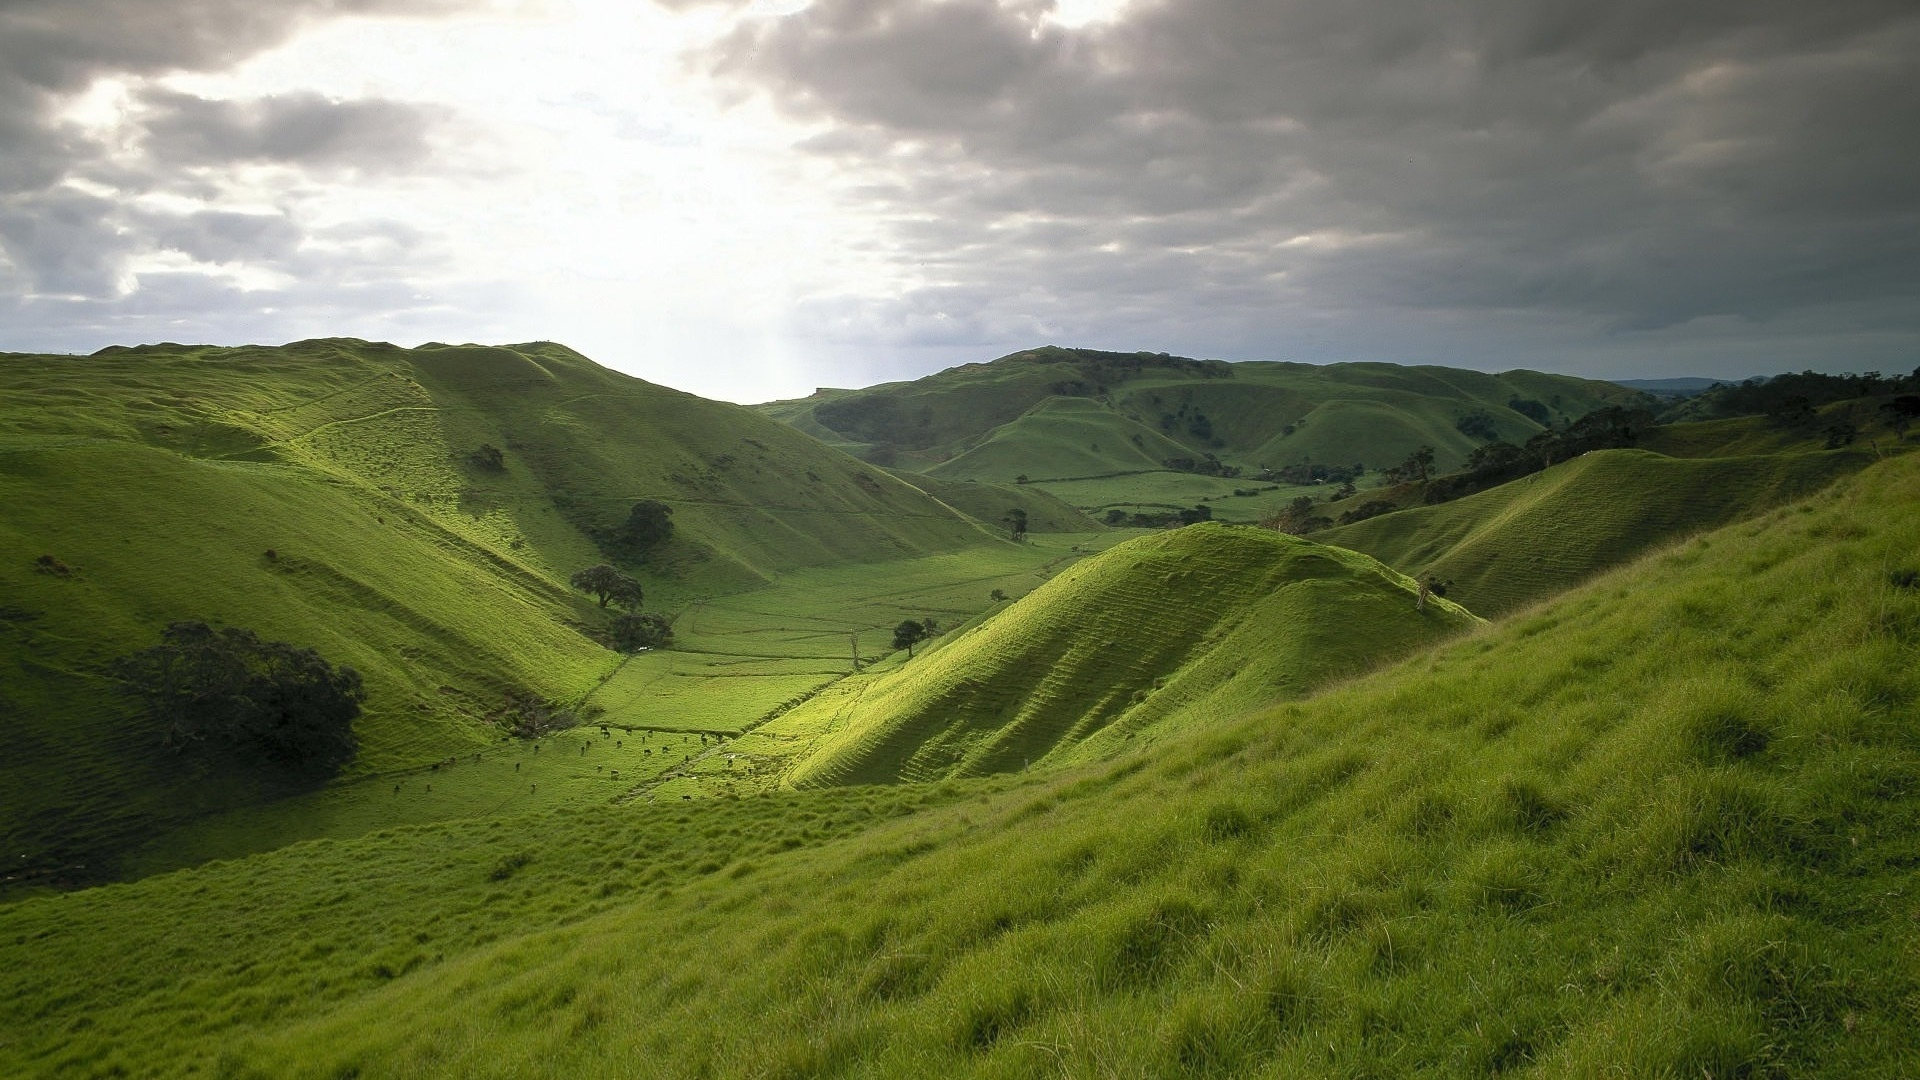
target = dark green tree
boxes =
[892,619,931,658]
[1002,507,1028,541]
[570,564,643,609]
[620,500,674,551]
[611,612,673,652]
[467,443,505,472]
[113,622,363,777]
[1386,446,1436,484]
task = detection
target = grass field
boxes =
[769,524,1479,787]
[1314,447,1875,616]
[4,446,1915,1078]
[0,339,1026,886]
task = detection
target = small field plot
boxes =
[586,656,838,733]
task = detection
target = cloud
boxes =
[138,90,447,171]
[0,0,465,302]
[706,0,1920,376]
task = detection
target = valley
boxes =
[2,340,1916,1078]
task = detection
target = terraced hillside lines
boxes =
[1315,447,1871,616]
[779,524,1478,788]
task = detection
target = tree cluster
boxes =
[113,622,363,778]
[1686,368,1920,423]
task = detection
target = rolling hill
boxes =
[1312,447,1872,616]
[4,435,1915,1079]
[0,338,993,883]
[770,523,1479,787]
[759,346,1650,483]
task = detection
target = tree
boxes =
[1002,507,1028,542]
[570,564,642,609]
[112,621,363,778]
[989,588,1008,603]
[1882,395,1920,439]
[467,443,505,472]
[1385,446,1436,484]
[1507,397,1551,424]
[619,500,674,551]
[1177,504,1213,525]
[610,612,673,652]
[892,619,931,658]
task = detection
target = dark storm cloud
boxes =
[0,0,462,300]
[712,0,1920,376]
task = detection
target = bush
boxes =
[113,622,363,777]
[611,612,673,652]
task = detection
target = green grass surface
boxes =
[770,523,1479,787]
[1314,447,1873,616]
[884,468,1104,533]
[0,339,1001,885]
[762,346,1646,481]
[5,450,1916,1078]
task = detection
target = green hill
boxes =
[882,468,1104,534]
[1313,447,1871,616]
[5,444,1916,1079]
[772,523,1478,787]
[0,339,989,883]
[760,346,1648,482]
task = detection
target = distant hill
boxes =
[774,523,1478,787]
[1312,447,1868,615]
[759,346,1650,482]
[1609,376,1736,398]
[0,338,987,881]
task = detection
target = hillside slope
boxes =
[775,524,1478,787]
[760,346,1647,480]
[5,443,1916,1079]
[0,339,985,882]
[1314,447,1870,616]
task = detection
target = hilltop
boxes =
[768,524,1478,787]
[4,433,1915,1079]
[1313,447,1871,615]
[759,346,1647,483]
[0,338,999,884]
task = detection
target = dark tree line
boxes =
[113,622,364,778]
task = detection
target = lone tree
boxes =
[892,619,932,658]
[113,621,364,778]
[570,564,644,610]
[619,500,674,552]
[1002,507,1028,542]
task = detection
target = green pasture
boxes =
[775,524,1479,788]
[1316,447,1874,616]
[4,451,1914,1078]
[1030,471,1319,520]
[0,338,1012,885]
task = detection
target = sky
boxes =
[0,0,1915,403]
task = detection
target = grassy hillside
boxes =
[0,338,990,884]
[4,447,1916,1078]
[769,524,1478,788]
[1313,448,1873,616]
[760,346,1647,483]
[882,468,1104,534]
